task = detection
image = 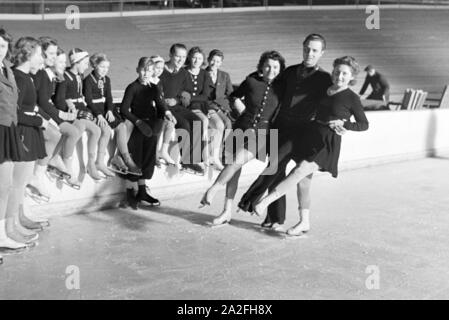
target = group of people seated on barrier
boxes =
[0,28,369,264]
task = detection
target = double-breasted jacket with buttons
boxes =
[231,71,281,132]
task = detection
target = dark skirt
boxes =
[291,121,341,178]
[189,101,209,114]
[123,119,159,182]
[17,124,47,162]
[223,127,270,163]
[107,110,124,129]
[0,123,26,164]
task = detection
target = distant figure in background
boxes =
[359,65,390,104]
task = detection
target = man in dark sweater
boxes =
[159,43,204,175]
[359,65,390,103]
[239,34,333,231]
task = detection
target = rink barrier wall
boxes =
[1,4,449,21]
[28,108,449,218]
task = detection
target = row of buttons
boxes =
[253,83,271,128]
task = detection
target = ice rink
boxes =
[1,157,449,299]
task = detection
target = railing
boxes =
[0,0,448,15]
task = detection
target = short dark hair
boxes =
[333,56,360,86]
[186,46,207,68]
[303,33,326,51]
[39,36,58,52]
[257,50,286,74]
[169,43,187,56]
[208,49,224,62]
[0,28,14,62]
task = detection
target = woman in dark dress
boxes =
[0,29,30,253]
[6,37,47,247]
[120,57,176,209]
[206,49,234,170]
[252,56,369,236]
[199,51,285,226]
[184,46,225,169]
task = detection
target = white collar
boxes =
[45,68,55,81]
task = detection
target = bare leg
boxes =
[0,161,27,249]
[191,110,209,164]
[63,120,85,185]
[159,120,176,165]
[288,173,314,235]
[201,148,255,206]
[6,161,38,244]
[29,123,62,199]
[208,112,225,170]
[96,124,114,177]
[82,119,102,180]
[253,160,319,216]
[212,168,242,225]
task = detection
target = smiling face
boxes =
[96,60,110,78]
[332,63,354,89]
[153,61,164,78]
[303,39,324,68]
[170,47,187,70]
[261,58,281,82]
[54,53,67,76]
[0,36,9,63]
[208,55,222,72]
[190,52,204,69]
[43,44,57,68]
[29,45,44,74]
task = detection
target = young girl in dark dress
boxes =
[199,51,285,226]
[184,46,221,168]
[252,56,369,236]
[83,53,141,176]
[150,55,178,167]
[0,29,30,253]
[53,48,102,183]
[6,37,47,247]
[120,57,175,209]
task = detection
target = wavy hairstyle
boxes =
[12,36,41,67]
[256,50,286,75]
[333,55,360,86]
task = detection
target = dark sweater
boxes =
[33,68,63,124]
[276,63,333,122]
[231,71,281,131]
[184,68,212,103]
[13,68,43,128]
[53,70,89,112]
[120,79,167,125]
[83,72,114,117]
[359,71,390,102]
[316,88,369,132]
[159,68,189,101]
